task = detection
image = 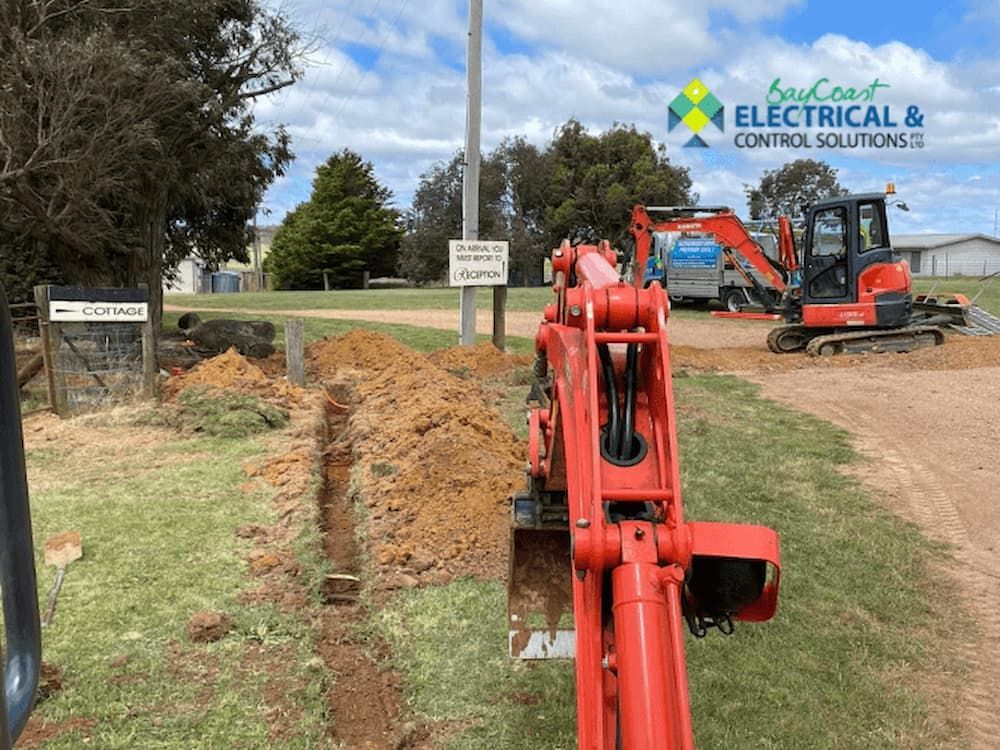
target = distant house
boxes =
[892,234,1000,277]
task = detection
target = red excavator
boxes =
[630,194,952,355]
[509,240,781,748]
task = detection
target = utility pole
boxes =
[459,0,482,346]
[994,208,998,237]
[252,206,262,291]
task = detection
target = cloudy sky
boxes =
[254,0,1000,236]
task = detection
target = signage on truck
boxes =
[669,239,720,269]
[448,240,509,287]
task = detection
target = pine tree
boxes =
[266,151,402,289]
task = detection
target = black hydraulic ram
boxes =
[0,282,41,749]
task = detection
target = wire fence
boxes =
[9,302,39,337]
[52,323,144,412]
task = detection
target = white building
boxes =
[163,257,208,294]
[893,234,1000,277]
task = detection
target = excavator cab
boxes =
[801,194,912,327]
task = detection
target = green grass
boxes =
[164,274,1000,333]
[165,287,554,312]
[162,310,536,355]
[912,275,1000,315]
[23,419,332,749]
[373,375,959,750]
[164,287,709,320]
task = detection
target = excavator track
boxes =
[766,324,811,353]
[804,326,944,356]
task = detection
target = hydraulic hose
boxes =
[597,344,620,457]
[619,344,638,460]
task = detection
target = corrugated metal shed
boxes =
[893,234,1000,276]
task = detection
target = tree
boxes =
[543,120,694,250]
[493,137,552,286]
[397,151,506,285]
[397,123,690,286]
[744,159,848,219]
[0,0,301,340]
[265,150,402,289]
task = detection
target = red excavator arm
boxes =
[512,240,781,748]
[777,215,799,274]
[630,205,791,306]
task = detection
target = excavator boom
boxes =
[509,239,781,748]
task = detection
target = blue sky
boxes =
[255,0,1000,236]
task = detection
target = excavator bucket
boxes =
[507,493,575,659]
[913,292,972,325]
[914,292,1000,335]
[687,521,781,623]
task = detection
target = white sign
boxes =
[50,300,149,323]
[448,240,509,287]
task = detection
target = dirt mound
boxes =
[163,347,304,407]
[886,334,1000,370]
[307,329,428,375]
[310,331,523,582]
[428,342,531,378]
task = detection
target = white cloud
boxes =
[254,2,1000,237]
[488,0,803,73]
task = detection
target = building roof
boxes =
[893,233,1000,250]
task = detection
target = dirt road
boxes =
[163,304,775,349]
[749,365,1000,749]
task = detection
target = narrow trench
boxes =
[319,393,362,604]
[315,384,424,750]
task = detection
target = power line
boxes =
[273,0,384,145]
[329,0,411,125]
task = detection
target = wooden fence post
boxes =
[492,286,507,351]
[138,283,157,399]
[285,319,304,387]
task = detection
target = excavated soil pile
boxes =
[308,330,524,582]
[880,334,1000,370]
[162,347,305,407]
[428,342,531,378]
[307,329,429,374]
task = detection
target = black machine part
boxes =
[0,283,42,748]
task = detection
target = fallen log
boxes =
[177,313,275,359]
[17,351,44,388]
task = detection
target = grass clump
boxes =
[174,387,288,438]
